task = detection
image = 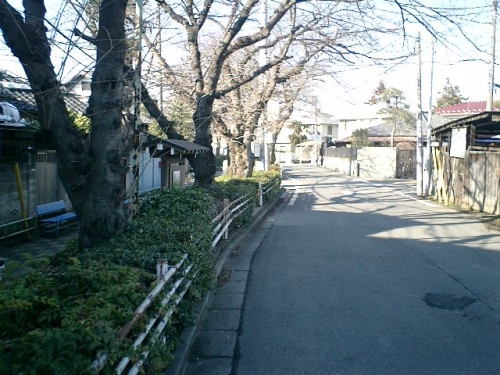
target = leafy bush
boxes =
[213,170,282,228]
[248,170,282,203]
[0,176,280,374]
[0,187,216,375]
[212,178,257,229]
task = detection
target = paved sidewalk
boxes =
[0,229,78,274]
[181,200,284,375]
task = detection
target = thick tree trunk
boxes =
[0,0,131,248]
[228,139,247,177]
[193,95,216,188]
[269,138,277,165]
[228,132,254,177]
[73,0,131,247]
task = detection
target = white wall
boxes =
[323,147,397,179]
[356,147,397,179]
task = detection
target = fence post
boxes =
[258,182,263,206]
[223,198,229,240]
[0,258,5,281]
[157,259,169,281]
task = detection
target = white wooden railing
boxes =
[212,194,253,247]
[92,255,195,374]
[94,178,280,373]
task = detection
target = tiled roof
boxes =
[365,121,416,137]
[0,71,88,115]
[339,135,416,144]
[434,101,500,115]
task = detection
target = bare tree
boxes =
[268,72,310,164]
[0,0,133,248]
[0,0,486,246]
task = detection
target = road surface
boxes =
[235,165,500,375]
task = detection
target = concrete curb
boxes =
[166,194,283,375]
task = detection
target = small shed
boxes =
[432,112,500,155]
[140,134,210,189]
[431,112,500,214]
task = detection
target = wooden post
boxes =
[156,259,169,281]
[223,198,229,240]
[13,163,31,239]
[258,182,263,206]
[469,125,476,150]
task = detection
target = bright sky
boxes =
[0,0,495,115]
[316,1,494,114]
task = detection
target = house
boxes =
[336,121,417,147]
[63,71,92,98]
[335,104,390,141]
[0,70,90,238]
[431,111,500,214]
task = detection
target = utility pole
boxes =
[157,4,163,111]
[487,0,497,111]
[424,40,435,197]
[130,0,144,218]
[314,95,319,166]
[416,33,423,197]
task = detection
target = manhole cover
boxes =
[423,293,477,311]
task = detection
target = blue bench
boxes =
[36,200,77,237]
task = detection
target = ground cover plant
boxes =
[0,170,281,374]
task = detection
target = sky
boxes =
[0,0,495,116]
[315,40,491,114]
[314,1,494,114]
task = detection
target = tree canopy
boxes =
[0,0,489,246]
[435,78,468,109]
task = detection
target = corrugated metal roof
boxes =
[432,112,500,135]
[142,133,210,155]
[435,101,500,115]
[163,139,210,152]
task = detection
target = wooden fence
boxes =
[436,149,500,214]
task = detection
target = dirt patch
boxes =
[230,246,242,258]
[217,268,231,287]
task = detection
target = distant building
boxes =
[63,71,92,98]
[435,101,500,121]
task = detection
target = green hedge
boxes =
[0,187,216,375]
[212,170,281,229]
[0,173,281,374]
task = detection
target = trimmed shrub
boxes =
[0,174,280,374]
[0,187,216,375]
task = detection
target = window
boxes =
[81,80,91,91]
[327,125,333,135]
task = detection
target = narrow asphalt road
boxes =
[235,165,500,375]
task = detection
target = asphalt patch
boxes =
[423,293,477,311]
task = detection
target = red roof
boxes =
[435,101,500,115]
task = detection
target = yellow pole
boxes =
[13,163,31,239]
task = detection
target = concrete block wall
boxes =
[0,161,37,226]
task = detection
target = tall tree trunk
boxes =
[228,138,248,177]
[0,0,131,248]
[193,95,216,187]
[246,138,255,177]
[75,0,131,247]
[269,134,278,165]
